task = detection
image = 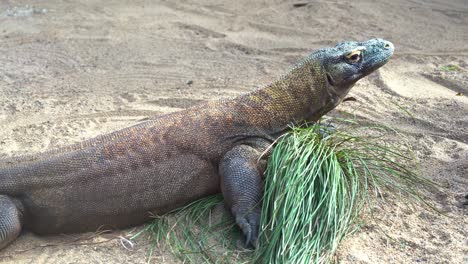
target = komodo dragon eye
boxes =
[345,50,362,63]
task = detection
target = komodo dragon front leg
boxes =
[219,144,268,247]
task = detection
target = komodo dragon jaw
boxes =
[0,39,393,250]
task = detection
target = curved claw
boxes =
[236,211,260,249]
[238,219,252,246]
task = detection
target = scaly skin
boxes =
[0,39,393,249]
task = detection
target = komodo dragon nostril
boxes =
[384,43,391,49]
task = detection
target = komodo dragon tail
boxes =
[0,159,24,248]
[0,195,22,249]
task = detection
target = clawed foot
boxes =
[235,209,260,249]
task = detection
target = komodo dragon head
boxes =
[269,38,394,124]
[310,38,394,102]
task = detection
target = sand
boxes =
[0,0,466,263]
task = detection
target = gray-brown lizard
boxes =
[0,38,393,249]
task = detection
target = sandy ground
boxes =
[0,0,467,263]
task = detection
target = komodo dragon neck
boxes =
[232,59,341,136]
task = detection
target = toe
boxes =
[236,211,260,248]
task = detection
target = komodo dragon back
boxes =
[0,38,394,249]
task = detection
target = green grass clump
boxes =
[253,123,433,263]
[254,125,362,263]
[137,120,434,264]
[131,195,249,263]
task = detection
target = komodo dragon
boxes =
[0,38,394,249]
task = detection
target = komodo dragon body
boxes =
[0,39,393,248]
